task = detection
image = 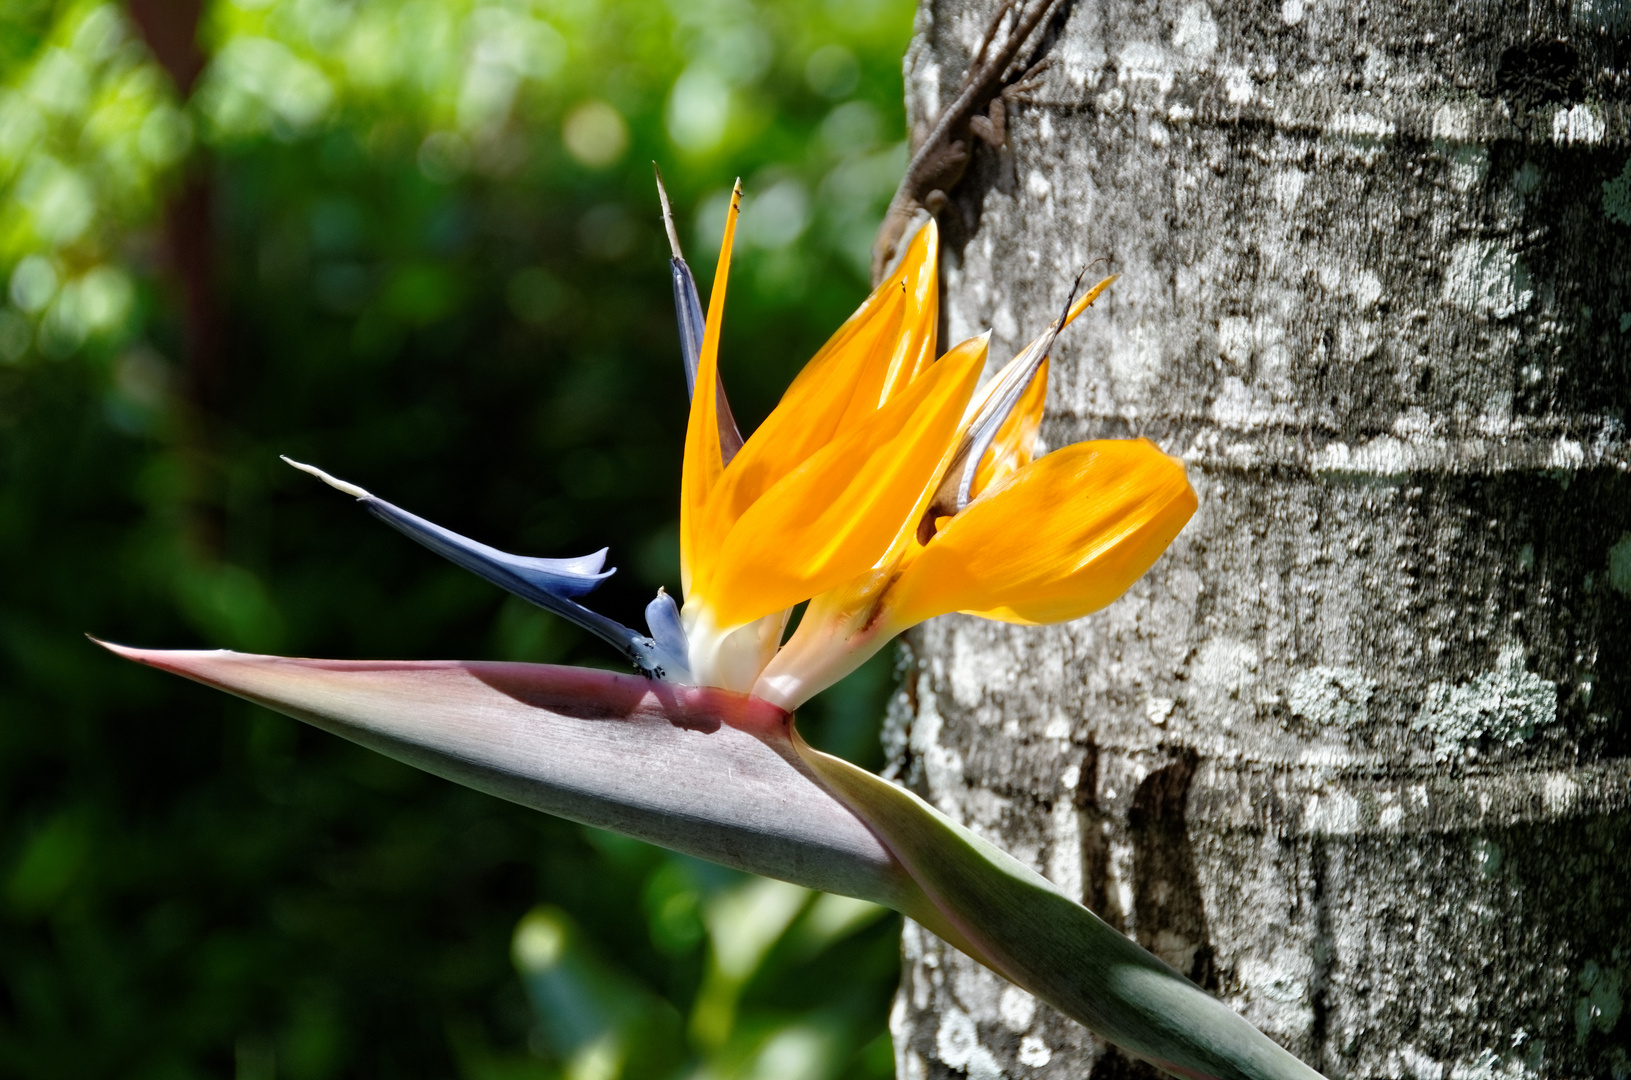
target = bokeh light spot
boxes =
[562,100,628,168]
[667,67,730,154]
[9,254,58,314]
[805,44,859,98]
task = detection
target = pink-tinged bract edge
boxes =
[94,640,915,910]
[98,640,1325,1080]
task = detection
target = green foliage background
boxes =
[0,0,915,1075]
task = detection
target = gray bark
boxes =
[888,1,1631,1078]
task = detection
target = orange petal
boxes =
[1065,272,1116,325]
[680,180,742,594]
[697,222,939,553]
[919,275,1116,535]
[696,334,985,628]
[856,220,939,411]
[815,218,937,420]
[969,357,1047,500]
[885,439,1196,627]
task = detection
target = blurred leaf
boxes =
[6,811,89,916]
[691,878,810,1048]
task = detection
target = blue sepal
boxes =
[282,457,689,680]
[356,496,671,668]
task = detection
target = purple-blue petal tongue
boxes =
[669,256,706,396]
[282,458,686,681]
[670,251,744,466]
[917,272,1090,544]
[656,166,743,465]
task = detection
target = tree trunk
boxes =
[888,2,1631,1078]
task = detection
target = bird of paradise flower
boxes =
[101,177,1324,1080]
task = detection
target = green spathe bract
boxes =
[102,641,1326,1080]
[796,735,1326,1080]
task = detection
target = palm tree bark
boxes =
[887,1,1631,1077]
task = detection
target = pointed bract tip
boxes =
[281,456,372,500]
[88,637,234,671]
[90,637,156,664]
[653,163,685,261]
[91,636,173,676]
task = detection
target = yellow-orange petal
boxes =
[849,220,939,413]
[801,218,937,421]
[959,272,1114,435]
[680,180,742,594]
[884,439,1196,628]
[1065,272,1116,324]
[695,332,986,628]
[921,274,1117,533]
[969,357,1047,500]
[696,221,940,553]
